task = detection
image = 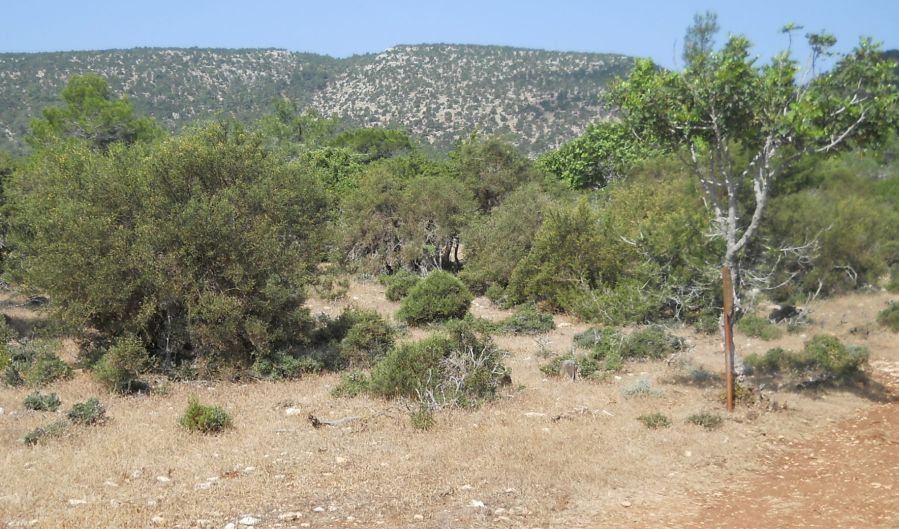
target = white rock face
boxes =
[238,515,260,526]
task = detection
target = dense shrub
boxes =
[877,302,899,332]
[23,392,62,412]
[507,165,720,324]
[253,351,322,380]
[340,310,395,367]
[450,134,542,212]
[887,264,899,293]
[484,284,512,309]
[745,336,868,380]
[369,320,508,408]
[762,157,899,301]
[4,340,72,387]
[6,121,330,367]
[637,412,670,429]
[802,335,869,379]
[493,304,555,335]
[340,158,475,274]
[23,420,69,445]
[736,314,784,341]
[93,335,149,393]
[618,326,685,361]
[397,271,473,325]
[67,398,106,425]
[382,270,421,301]
[180,397,232,434]
[459,183,561,292]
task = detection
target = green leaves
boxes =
[5,121,330,363]
[28,74,164,151]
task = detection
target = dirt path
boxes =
[673,377,899,529]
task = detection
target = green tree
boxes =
[329,127,414,161]
[28,74,164,150]
[6,121,330,366]
[537,122,658,189]
[256,96,338,156]
[611,23,897,286]
[450,134,541,211]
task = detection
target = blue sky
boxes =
[2,1,896,68]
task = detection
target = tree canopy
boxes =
[28,74,164,151]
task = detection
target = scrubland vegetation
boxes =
[0,13,898,529]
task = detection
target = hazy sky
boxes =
[2,1,896,68]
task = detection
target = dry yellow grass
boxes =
[1,284,896,529]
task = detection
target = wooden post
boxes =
[722,265,735,412]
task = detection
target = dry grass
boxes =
[1,284,897,528]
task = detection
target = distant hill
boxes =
[0,45,634,155]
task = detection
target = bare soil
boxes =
[1,284,896,529]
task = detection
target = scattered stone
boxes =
[313,506,325,513]
[300,524,310,528]
[224,524,235,529]
[413,514,424,521]
[684,450,692,457]
[67,499,87,506]
[328,505,338,512]
[469,500,486,508]
[493,508,507,515]
[0,406,5,415]
[131,469,143,479]
[508,506,529,516]
[238,516,260,526]
[285,407,303,416]
[278,512,303,521]
[335,456,347,465]
[151,515,166,524]
[194,481,213,490]
[459,484,473,490]
[523,412,546,418]
[104,481,119,487]
[620,500,632,507]
[243,466,256,473]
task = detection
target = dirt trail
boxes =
[670,372,899,529]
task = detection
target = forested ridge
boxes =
[0,44,632,154]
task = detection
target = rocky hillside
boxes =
[0,45,634,154]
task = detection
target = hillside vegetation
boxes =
[0,45,632,154]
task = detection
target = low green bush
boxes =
[736,314,783,341]
[67,398,106,425]
[484,284,513,309]
[744,336,867,381]
[331,370,370,398]
[180,397,232,434]
[494,304,555,335]
[23,420,69,445]
[253,351,322,380]
[397,271,473,325]
[340,310,395,367]
[802,335,868,379]
[686,412,723,430]
[93,335,149,394]
[693,310,720,334]
[877,302,899,332]
[637,412,670,429]
[23,392,61,412]
[4,340,72,387]
[369,319,507,408]
[745,347,791,374]
[888,264,899,293]
[382,270,421,302]
[618,326,684,361]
